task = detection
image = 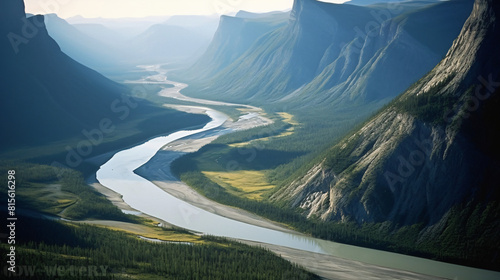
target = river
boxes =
[96,66,500,280]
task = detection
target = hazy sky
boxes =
[24,0,348,18]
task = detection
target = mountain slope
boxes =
[0,1,125,149]
[42,14,219,71]
[0,0,209,158]
[72,23,127,44]
[296,0,474,106]
[125,15,220,64]
[43,14,122,71]
[181,0,472,109]
[177,11,289,81]
[345,0,415,5]
[128,23,212,63]
[272,0,500,267]
[163,15,219,35]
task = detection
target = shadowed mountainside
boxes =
[0,0,209,160]
[178,0,473,111]
[272,0,500,268]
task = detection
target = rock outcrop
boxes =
[273,0,500,232]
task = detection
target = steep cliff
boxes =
[43,13,120,70]
[0,0,126,149]
[0,0,209,157]
[182,0,472,109]
[273,0,500,236]
[179,11,289,81]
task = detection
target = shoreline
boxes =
[240,240,444,280]
[88,66,447,280]
[89,102,290,234]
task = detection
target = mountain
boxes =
[44,15,218,68]
[235,10,290,19]
[272,0,500,267]
[0,0,209,158]
[163,15,219,35]
[178,11,289,81]
[62,15,218,66]
[66,15,169,37]
[180,0,472,110]
[296,0,474,106]
[72,23,128,44]
[345,0,411,5]
[128,23,214,64]
[42,14,123,71]
[125,15,221,64]
[0,1,124,149]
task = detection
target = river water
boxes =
[96,80,500,280]
[96,110,325,253]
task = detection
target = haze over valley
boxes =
[1,0,499,279]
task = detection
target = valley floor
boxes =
[88,120,444,280]
[86,69,449,279]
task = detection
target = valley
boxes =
[1,0,500,279]
[93,67,499,280]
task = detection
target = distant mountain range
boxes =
[42,14,122,71]
[66,15,171,37]
[129,22,214,65]
[173,0,499,268]
[0,0,209,159]
[179,0,473,111]
[41,14,219,72]
[0,1,125,149]
[345,0,422,5]
[180,11,290,81]
[272,0,500,268]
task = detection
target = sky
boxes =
[24,0,348,19]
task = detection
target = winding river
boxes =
[96,110,325,253]
[96,67,500,280]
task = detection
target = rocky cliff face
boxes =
[183,12,289,81]
[183,0,472,109]
[273,0,500,230]
[295,0,474,106]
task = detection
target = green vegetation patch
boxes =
[394,73,457,125]
[203,170,275,201]
[0,162,132,222]
[0,215,319,280]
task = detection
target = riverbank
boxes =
[136,106,295,234]
[131,124,446,280]
[90,66,498,280]
[240,240,443,280]
[88,103,281,233]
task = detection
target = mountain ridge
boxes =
[43,13,121,71]
[271,0,500,265]
[0,2,124,148]
[0,0,210,160]
[179,0,472,111]
[178,11,289,81]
